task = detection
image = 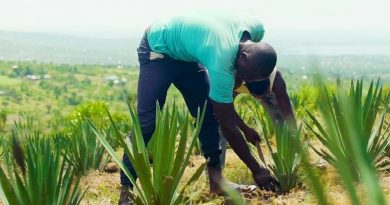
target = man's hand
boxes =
[253,169,280,192]
[211,100,265,177]
[242,127,261,145]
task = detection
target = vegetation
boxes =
[251,102,307,193]
[91,102,206,205]
[66,101,130,150]
[0,133,86,205]
[306,79,390,177]
[264,124,307,193]
[0,136,6,164]
[1,59,390,204]
[221,183,248,205]
[0,109,7,132]
[63,121,110,176]
[304,78,387,205]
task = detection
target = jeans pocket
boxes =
[137,48,150,64]
[137,32,152,64]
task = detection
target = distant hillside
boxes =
[1,30,390,66]
[0,31,139,65]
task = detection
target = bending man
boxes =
[219,67,297,172]
[120,11,279,204]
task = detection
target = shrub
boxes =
[67,92,82,106]
[66,101,130,150]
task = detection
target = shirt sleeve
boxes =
[251,29,264,42]
[246,17,265,42]
[207,68,234,103]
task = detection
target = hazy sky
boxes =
[1,0,389,38]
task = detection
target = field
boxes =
[1,58,390,205]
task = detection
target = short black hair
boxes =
[252,42,277,78]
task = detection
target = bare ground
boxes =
[78,148,390,205]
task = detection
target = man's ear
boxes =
[238,52,248,65]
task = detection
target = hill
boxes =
[0,30,139,65]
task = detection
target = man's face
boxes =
[236,55,266,82]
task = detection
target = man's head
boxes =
[236,42,277,82]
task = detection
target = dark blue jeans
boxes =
[121,33,222,187]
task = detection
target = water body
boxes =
[278,45,390,56]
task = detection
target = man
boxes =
[120,11,279,204]
[219,68,297,173]
[235,67,296,127]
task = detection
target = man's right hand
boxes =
[253,169,280,192]
[211,100,280,192]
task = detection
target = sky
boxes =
[1,0,390,38]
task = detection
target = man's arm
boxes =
[211,101,264,174]
[270,71,297,128]
[232,91,261,144]
[211,101,279,190]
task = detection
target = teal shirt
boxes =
[147,12,265,103]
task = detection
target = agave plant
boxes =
[63,120,110,176]
[382,88,390,109]
[0,134,6,158]
[0,132,86,205]
[260,121,307,193]
[290,92,307,116]
[250,101,307,193]
[11,116,37,139]
[300,156,329,205]
[303,77,387,205]
[235,94,260,127]
[0,135,13,170]
[0,109,6,132]
[306,78,390,177]
[221,182,248,205]
[66,101,130,150]
[251,102,274,138]
[90,102,206,205]
[176,106,202,155]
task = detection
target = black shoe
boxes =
[118,186,133,205]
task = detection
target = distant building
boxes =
[105,75,119,82]
[12,65,19,69]
[26,74,39,81]
[44,74,52,79]
[105,75,127,85]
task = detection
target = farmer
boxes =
[120,11,279,204]
[235,69,296,127]
[218,67,297,174]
